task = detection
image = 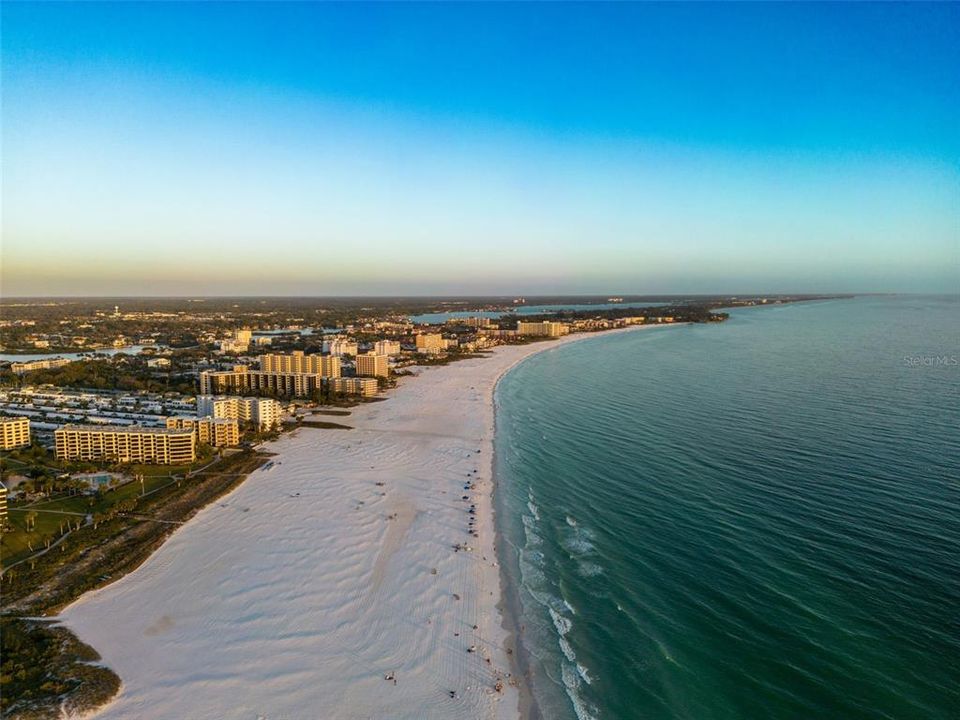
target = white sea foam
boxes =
[564,536,596,556]
[521,512,540,534]
[521,515,543,547]
[561,663,599,720]
[577,561,604,577]
[520,555,547,587]
[529,589,565,614]
[549,607,572,636]
[577,662,593,685]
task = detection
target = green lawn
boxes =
[1,511,69,566]
[1,462,201,570]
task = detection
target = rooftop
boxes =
[57,424,195,436]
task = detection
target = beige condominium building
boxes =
[259,351,341,376]
[0,482,7,524]
[373,339,401,356]
[55,425,196,465]
[516,321,568,337]
[200,366,324,397]
[10,357,72,374]
[196,395,282,431]
[166,416,240,448]
[0,416,31,450]
[355,353,389,378]
[415,333,446,353]
[328,377,379,397]
[220,328,252,353]
[325,338,359,357]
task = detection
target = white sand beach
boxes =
[59,330,646,720]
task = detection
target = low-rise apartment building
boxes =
[0,416,31,450]
[328,377,378,397]
[55,425,196,464]
[11,357,72,374]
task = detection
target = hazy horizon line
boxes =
[3,292,944,302]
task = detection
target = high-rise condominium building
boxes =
[55,425,196,464]
[415,333,445,352]
[374,340,402,356]
[196,395,282,431]
[326,339,359,357]
[200,366,323,397]
[516,321,568,337]
[355,353,389,378]
[259,351,341,376]
[220,328,253,354]
[166,416,240,447]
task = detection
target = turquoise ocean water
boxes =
[494,296,959,720]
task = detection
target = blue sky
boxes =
[2,2,958,296]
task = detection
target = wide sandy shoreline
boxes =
[59,326,659,720]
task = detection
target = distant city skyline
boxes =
[2,2,958,296]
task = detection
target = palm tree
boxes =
[25,510,38,532]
